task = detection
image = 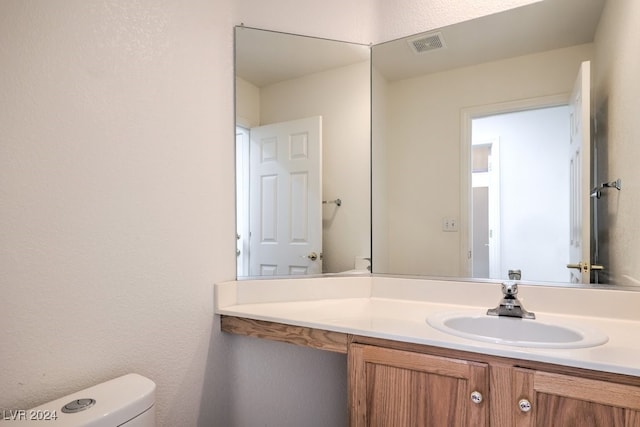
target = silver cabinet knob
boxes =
[518,398,532,412]
[470,391,483,404]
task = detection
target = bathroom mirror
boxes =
[372,0,640,287]
[235,26,371,278]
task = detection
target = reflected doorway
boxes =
[469,105,570,282]
[471,139,500,278]
[236,126,250,278]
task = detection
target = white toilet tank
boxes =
[2,374,155,427]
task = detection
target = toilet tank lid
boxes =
[11,374,156,427]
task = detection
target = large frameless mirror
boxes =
[372,0,640,288]
[235,0,640,289]
[235,26,371,278]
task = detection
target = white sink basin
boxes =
[427,311,608,349]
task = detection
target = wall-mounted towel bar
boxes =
[591,179,622,199]
[323,198,342,207]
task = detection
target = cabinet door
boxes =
[349,344,489,427]
[513,368,640,427]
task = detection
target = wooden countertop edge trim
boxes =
[219,316,640,386]
[220,315,348,354]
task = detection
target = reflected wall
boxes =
[372,43,594,279]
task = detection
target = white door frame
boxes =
[471,138,501,279]
[460,94,569,277]
[236,126,251,277]
[568,61,592,283]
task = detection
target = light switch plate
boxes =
[442,217,458,232]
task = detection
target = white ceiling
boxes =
[235,0,606,87]
[374,0,606,81]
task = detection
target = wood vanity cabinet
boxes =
[512,368,640,427]
[348,344,489,426]
[348,341,640,427]
[220,316,640,427]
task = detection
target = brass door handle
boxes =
[566,262,604,272]
[566,263,585,270]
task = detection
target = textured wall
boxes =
[373,0,540,43]
[0,0,236,425]
[593,0,640,286]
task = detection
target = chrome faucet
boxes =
[487,281,535,319]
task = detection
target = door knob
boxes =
[307,252,318,261]
[566,262,586,271]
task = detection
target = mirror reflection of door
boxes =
[235,26,371,278]
[236,126,251,277]
[236,116,323,277]
[469,105,572,283]
[568,61,592,284]
[471,139,500,279]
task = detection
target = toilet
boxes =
[340,256,371,274]
[3,374,155,426]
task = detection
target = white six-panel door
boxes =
[249,116,322,276]
[568,61,591,283]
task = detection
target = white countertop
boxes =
[215,276,640,377]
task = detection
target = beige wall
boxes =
[0,1,236,425]
[373,0,540,43]
[379,43,593,276]
[372,67,390,272]
[235,76,260,127]
[593,0,640,286]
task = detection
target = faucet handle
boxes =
[501,282,519,298]
[488,282,535,319]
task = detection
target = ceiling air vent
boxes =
[407,32,446,54]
